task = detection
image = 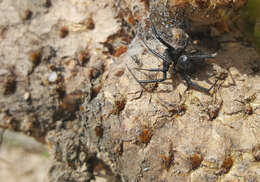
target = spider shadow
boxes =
[190,28,260,78]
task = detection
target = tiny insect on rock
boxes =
[127,15,218,94]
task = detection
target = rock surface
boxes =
[0,0,260,182]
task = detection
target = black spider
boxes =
[127,17,218,94]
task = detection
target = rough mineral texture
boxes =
[1,0,260,182]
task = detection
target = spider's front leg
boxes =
[181,73,218,94]
[188,53,217,60]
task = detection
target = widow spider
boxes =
[127,16,218,94]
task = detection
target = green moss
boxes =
[254,20,260,36]
[245,0,260,47]
[247,0,260,24]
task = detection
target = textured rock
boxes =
[1,0,260,182]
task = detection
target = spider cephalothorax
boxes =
[128,16,218,94]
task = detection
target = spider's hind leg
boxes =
[126,64,167,84]
[134,68,164,72]
[149,16,173,49]
[141,38,169,64]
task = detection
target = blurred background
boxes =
[245,0,260,47]
[0,129,50,182]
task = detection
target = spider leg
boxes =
[149,16,173,49]
[149,16,189,51]
[141,38,170,64]
[181,73,217,94]
[126,64,167,84]
[188,53,217,60]
[134,68,164,72]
